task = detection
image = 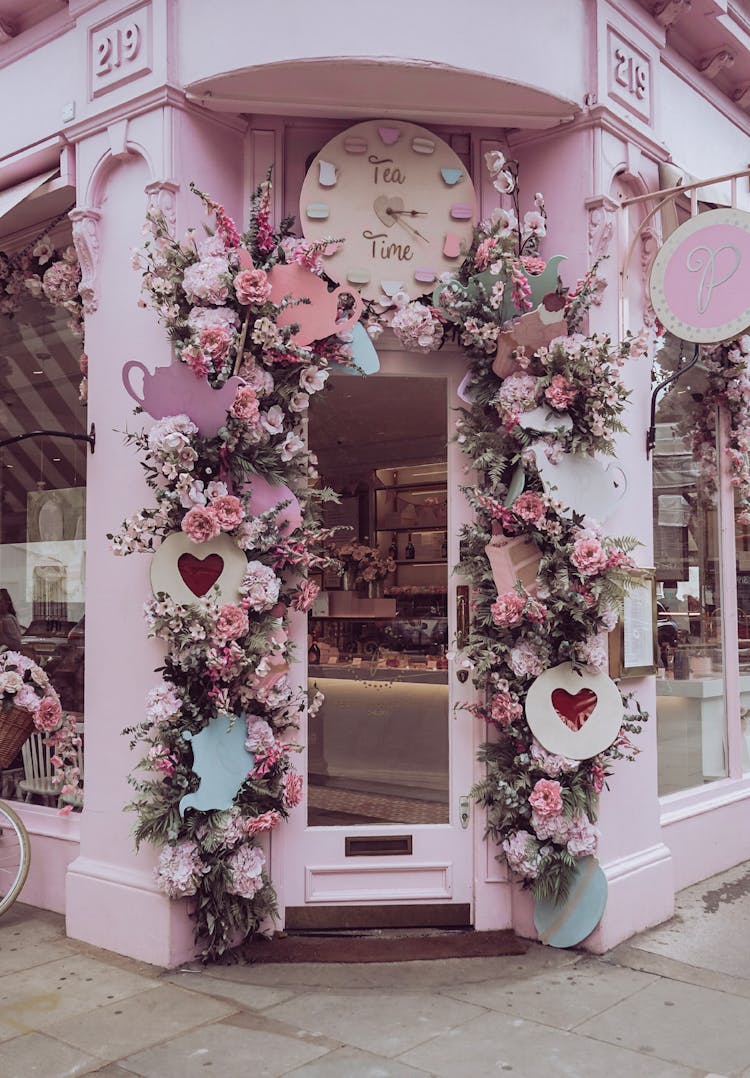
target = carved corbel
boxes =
[145,181,179,235]
[699,50,735,81]
[69,208,101,316]
[587,199,617,263]
[640,226,661,323]
[653,0,692,28]
[0,17,16,41]
[732,84,750,110]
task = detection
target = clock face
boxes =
[299,119,477,303]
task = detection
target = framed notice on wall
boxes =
[610,569,657,678]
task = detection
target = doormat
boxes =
[240,929,528,964]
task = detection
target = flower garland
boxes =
[688,334,750,524]
[0,224,86,401]
[118,154,651,953]
[114,178,346,960]
[0,651,82,810]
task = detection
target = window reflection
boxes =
[0,295,85,806]
[653,340,726,794]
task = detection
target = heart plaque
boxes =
[150,532,246,607]
[525,662,623,760]
[177,553,224,597]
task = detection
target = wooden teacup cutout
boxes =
[525,662,623,760]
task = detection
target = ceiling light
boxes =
[32,369,44,375]
[52,457,61,462]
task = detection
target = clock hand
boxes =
[387,209,428,217]
[388,213,430,243]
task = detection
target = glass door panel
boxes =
[307,374,449,827]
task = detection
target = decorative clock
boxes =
[299,119,477,303]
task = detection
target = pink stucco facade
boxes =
[2,0,750,966]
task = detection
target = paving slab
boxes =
[575,977,750,1074]
[0,1031,101,1078]
[0,952,160,1041]
[630,862,750,981]
[265,988,486,1058]
[117,1019,331,1078]
[166,969,297,1009]
[442,957,655,1030]
[607,944,750,1000]
[44,982,237,1062]
[398,1010,704,1078]
[282,1045,435,1076]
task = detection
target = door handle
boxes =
[456,585,470,650]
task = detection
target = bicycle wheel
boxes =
[0,800,30,916]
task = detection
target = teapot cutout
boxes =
[267,263,364,346]
[433,255,566,324]
[122,359,244,439]
[530,444,627,523]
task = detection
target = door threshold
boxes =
[284,903,471,931]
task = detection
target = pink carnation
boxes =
[491,591,526,627]
[245,810,282,835]
[571,537,608,577]
[284,770,303,807]
[34,695,62,732]
[234,268,272,306]
[231,385,260,425]
[544,373,578,411]
[214,604,249,643]
[512,492,546,526]
[182,505,221,543]
[209,495,244,531]
[490,691,523,727]
[509,640,545,678]
[292,579,320,612]
[528,778,563,820]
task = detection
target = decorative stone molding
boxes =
[698,49,735,81]
[732,84,750,110]
[640,225,661,323]
[653,0,692,29]
[587,198,618,263]
[145,181,179,236]
[69,208,101,315]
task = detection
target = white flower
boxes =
[523,210,546,238]
[492,170,515,195]
[260,405,285,436]
[289,392,310,412]
[491,207,518,237]
[299,366,328,394]
[279,431,304,461]
[484,150,506,176]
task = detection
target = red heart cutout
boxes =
[178,553,224,597]
[551,688,597,732]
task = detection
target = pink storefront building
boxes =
[1,0,750,966]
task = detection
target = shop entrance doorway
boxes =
[281,349,474,929]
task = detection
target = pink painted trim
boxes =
[13,801,81,843]
[717,406,743,779]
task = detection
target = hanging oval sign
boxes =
[649,208,750,343]
[524,661,623,760]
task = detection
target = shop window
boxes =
[653,341,727,794]
[0,292,86,807]
[735,500,750,773]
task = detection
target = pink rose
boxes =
[35,695,62,732]
[209,495,244,531]
[491,591,526,628]
[199,324,232,362]
[528,778,563,820]
[571,537,608,577]
[214,604,249,643]
[182,505,221,543]
[490,691,523,727]
[234,268,272,306]
[230,385,260,425]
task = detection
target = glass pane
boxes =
[0,294,86,808]
[736,497,750,772]
[307,374,449,826]
[653,341,726,795]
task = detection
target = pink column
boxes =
[65,107,245,965]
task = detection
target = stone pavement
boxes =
[2,862,750,1077]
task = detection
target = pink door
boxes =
[279,348,476,928]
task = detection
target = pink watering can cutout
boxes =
[267,262,363,346]
[530,444,627,524]
[122,359,244,439]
